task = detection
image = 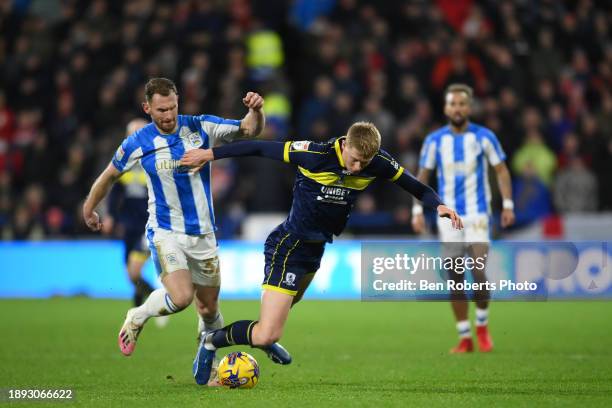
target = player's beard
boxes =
[448,114,467,129]
[156,118,176,134]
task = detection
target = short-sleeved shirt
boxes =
[111,114,241,235]
[279,137,407,242]
[419,123,506,217]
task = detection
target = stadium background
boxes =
[1,0,611,298]
[1,1,611,407]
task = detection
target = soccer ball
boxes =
[217,351,260,389]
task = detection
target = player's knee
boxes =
[169,290,194,310]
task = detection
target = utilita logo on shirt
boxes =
[155,159,190,173]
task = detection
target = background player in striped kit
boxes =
[412,84,515,353]
[82,78,268,384]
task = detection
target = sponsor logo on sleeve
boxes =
[115,146,125,161]
[291,141,311,151]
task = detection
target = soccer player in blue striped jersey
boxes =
[82,78,267,382]
[412,83,515,353]
[181,121,463,385]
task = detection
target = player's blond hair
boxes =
[346,122,381,159]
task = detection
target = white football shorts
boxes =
[147,228,220,287]
[437,213,491,258]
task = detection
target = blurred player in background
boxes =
[82,78,282,385]
[412,83,515,353]
[102,119,157,311]
[181,121,463,385]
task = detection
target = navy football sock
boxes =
[211,320,257,349]
[133,278,154,307]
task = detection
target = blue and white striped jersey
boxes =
[419,123,506,217]
[111,114,241,235]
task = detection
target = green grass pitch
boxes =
[1,299,611,407]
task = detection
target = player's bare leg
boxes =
[449,288,473,353]
[118,269,193,356]
[251,289,293,346]
[246,289,294,365]
[161,269,196,310]
[194,285,223,386]
[195,285,222,338]
[469,243,493,352]
[127,254,167,327]
[448,254,473,354]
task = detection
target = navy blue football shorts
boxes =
[123,230,149,264]
[262,225,326,296]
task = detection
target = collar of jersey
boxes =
[154,128,178,137]
[447,122,473,136]
[334,137,346,168]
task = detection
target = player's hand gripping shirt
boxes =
[419,123,506,217]
[112,114,241,235]
[213,137,442,242]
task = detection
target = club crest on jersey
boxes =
[469,139,482,155]
[291,141,310,151]
[179,126,204,148]
[188,133,203,147]
[284,273,297,287]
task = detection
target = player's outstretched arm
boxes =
[82,163,122,231]
[180,140,286,170]
[238,92,265,138]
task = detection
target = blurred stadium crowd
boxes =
[0,0,611,240]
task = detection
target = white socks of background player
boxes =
[456,320,471,339]
[132,288,179,326]
[198,311,225,335]
[475,308,489,327]
[456,309,489,338]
